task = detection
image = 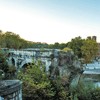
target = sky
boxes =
[0,0,100,44]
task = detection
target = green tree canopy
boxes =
[67,36,85,58]
[0,31,29,49]
[81,39,98,63]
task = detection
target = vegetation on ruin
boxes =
[0,29,99,100]
[0,30,98,64]
[17,60,100,100]
[17,60,72,100]
[0,49,16,79]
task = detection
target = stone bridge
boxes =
[7,48,59,71]
[7,48,100,74]
[6,48,82,76]
[4,48,100,88]
[6,48,84,87]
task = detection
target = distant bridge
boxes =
[6,48,100,74]
[6,48,100,86]
[7,48,59,71]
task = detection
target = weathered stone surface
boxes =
[0,80,22,100]
[7,48,83,87]
[49,50,84,88]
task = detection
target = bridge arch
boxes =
[22,63,33,69]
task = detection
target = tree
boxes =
[62,47,72,52]
[0,30,30,49]
[67,36,85,58]
[3,31,27,49]
[0,49,9,74]
[0,49,13,79]
[81,39,98,63]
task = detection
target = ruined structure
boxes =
[7,48,83,88]
[1,44,100,99]
[49,50,84,88]
[0,48,84,99]
[0,80,22,100]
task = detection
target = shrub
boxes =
[91,87,100,100]
[18,60,55,100]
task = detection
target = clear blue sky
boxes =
[0,0,100,43]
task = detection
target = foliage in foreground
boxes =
[71,79,100,100]
[18,61,54,100]
[18,60,100,100]
[18,60,71,100]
